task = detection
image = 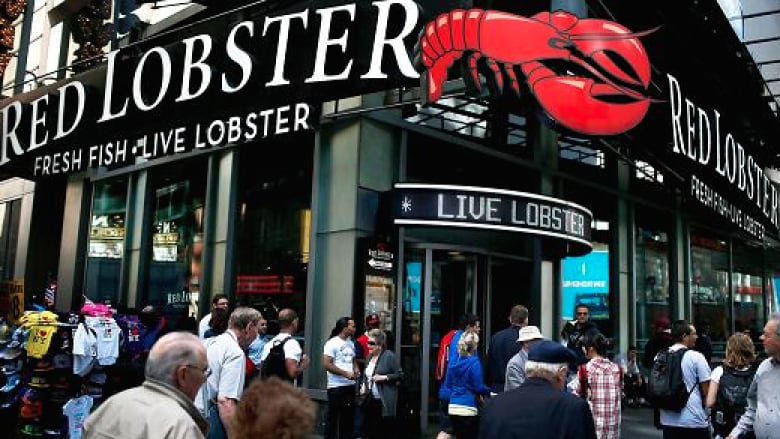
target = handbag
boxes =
[356,353,381,406]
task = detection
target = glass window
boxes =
[635,225,671,341]
[560,242,610,333]
[235,138,312,336]
[146,159,207,319]
[732,242,765,350]
[690,233,729,347]
[85,179,127,305]
[0,199,22,282]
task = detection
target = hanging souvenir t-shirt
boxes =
[73,323,97,376]
[85,317,121,366]
[63,395,94,439]
[26,325,56,359]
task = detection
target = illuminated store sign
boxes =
[0,0,421,177]
[417,9,653,135]
[667,74,779,239]
[393,184,592,254]
[0,0,656,178]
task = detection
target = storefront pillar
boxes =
[532,121,559,338]
[613,156,633,355]
[671,195,689,321]
[203,150,238,309]
[123,171,151,309]
[56,177,91,311]
[306,102,397,389]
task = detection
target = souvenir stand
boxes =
[0,299,149,438]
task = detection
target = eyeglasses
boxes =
[185,364,211,378]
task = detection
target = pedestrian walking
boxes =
[198,294,229,339]
[230,377,316,439]
[260,308,309,383]
[561,304,600,366]
[486,305,528,394]
[504,325,543,391]
[658,320,711,439]
[435,313,481,439]
[360,328,403,439]
[706,332,757,439]
[83,332,209,439]
[203,307,228,339]
[196,307,262,439]
[726,313,780,439]
[576,333,621,439]
[323,316,359,439]
[479,340,596,439]
[445,331,490,439]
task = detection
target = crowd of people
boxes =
[76,292,780,439]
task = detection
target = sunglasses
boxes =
[576,312,589,316]
[367,341,377,346]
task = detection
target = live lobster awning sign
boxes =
[393,184,594,256]
[0,0,653,178]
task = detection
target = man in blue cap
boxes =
[479,340,597,439]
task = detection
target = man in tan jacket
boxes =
[83,332,209,438]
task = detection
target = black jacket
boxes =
[486,325,523,393]
[479,378,597,439]
[561,321,599,365]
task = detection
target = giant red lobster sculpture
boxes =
[415,9,654,136]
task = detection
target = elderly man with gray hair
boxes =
[727,313,780,439]
[196,306,262,439]
[479,340,596,439]
[83,332,209,438]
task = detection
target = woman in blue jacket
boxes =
[444,330,490,439]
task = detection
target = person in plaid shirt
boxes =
[576,333,622,439]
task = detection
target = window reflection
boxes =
[85,179,127,305]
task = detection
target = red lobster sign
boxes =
[416,9,654,136]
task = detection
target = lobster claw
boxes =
[523,62,650,135]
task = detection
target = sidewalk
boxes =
[621,407,662,439]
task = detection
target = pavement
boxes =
[621,406,663,439]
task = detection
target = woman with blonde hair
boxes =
[443,330,490,439]
[706,332,757,439]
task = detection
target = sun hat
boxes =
[517,325,544,342]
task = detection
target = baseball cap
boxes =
[654,317,671,330]
[365,313,380,326]
[528,340,577,365]
[517,325,543,342]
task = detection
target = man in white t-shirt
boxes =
[198,294,229,339]
[196,307,261,439]
[323,317,358,439]
[260,309,309,382]
[659,319,711,439]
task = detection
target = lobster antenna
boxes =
[569,25,661,41]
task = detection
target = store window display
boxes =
[146,159,207,322]
[635,225,671,342]
[235,138,312,336]
[732,242,765,349]
[85,179,128,306]
[690,233,729,352]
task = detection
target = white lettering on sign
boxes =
[0,0,420,174]
[668,74,780,233]
[562,280,607,288]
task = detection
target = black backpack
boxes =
[713,366,756,436]
[647,347,693,410]
[260,336,294,382]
